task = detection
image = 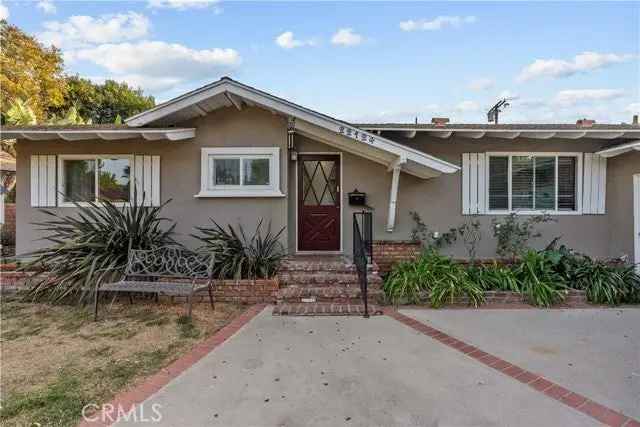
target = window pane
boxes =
[534,157,556,210]
[511,156,534,210]
[98,158,130,202]
[214,158,240,185]
[63,159,96,202]
[243,158,270,185]
[558,157,577,211]
[489,157,509,210]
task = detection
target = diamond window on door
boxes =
[303,160,337,206]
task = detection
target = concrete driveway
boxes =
[401,307,640,421]
[116,307,607,427]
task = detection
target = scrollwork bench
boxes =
[94,247,215,321]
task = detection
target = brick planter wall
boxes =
[1,272,279,304]
[446,290,587,307]
[372,240,421,274]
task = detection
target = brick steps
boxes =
[276,285,382,304]
[272,302,383,316]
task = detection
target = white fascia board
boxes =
[596,140,640,158]
[359,127,640,140]
[4,128,195,141]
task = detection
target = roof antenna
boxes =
[487,98,511,124]
[415,116,418,125]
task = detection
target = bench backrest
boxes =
[125,247,214,280]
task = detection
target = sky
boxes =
[2,0,639,124]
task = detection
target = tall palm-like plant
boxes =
[21,196,176,303]
[5,98,37,125]
[192,219,285,280]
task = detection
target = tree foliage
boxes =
[0,20,67,121]
[1,22,155,125]
[51,76,155,124]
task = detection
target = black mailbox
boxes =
[348,189,366,206]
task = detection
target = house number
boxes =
[338,126,376,145]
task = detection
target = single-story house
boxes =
[3,77,640,266]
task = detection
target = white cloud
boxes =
[624,102,640,114]
[552,89,626,107]
[0,2,9,20]
[517,51,635,82]
[331,28,363,46]
[68,41,241,92]
[37,0,56,14]
[455,100,481,112]
[38,12,150,49]
[147,0,219,10]
[400,16,476,32]
[275,31,315,49]
[468,78,494,91]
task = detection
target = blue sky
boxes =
[2,0,638,123]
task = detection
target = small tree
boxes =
[492,213,554,262]
[457,218,482,262]
[409,211,457,251]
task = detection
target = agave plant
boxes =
[21,197,176,303]
[192,219,285,280]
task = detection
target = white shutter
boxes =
[461,153,486,215]
[133,155,161,207]
[30,155,57,207]
[582,153,606,214]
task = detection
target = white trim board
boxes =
[634,174,640,271]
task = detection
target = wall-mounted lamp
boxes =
[290,150,298,161]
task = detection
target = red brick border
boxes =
[385,308,639,427]
[77,304,266,427]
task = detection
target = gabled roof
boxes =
[125,77,459,178]
[356,123,640,140]
[1,125,195,142]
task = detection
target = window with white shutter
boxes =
[582,153,606,214]
[30,155,57,207]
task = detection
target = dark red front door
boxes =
[298,155,340,251]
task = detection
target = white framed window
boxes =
[486,152,583,215]
[197,147,283,197]
[58,155,133,207]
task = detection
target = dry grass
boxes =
[0,295,245,426]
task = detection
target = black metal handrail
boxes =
[353,211,373,318]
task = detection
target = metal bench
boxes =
[94,246,215,320]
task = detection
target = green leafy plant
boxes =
[21,197,176,303]
[467,262,520,292]
[457,218,482,261]
[492,213,554,261]
[383,249,484,307]
[571,259,640,305]
[192,219,285,280]
[513,250,567,307]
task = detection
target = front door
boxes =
[298,155,341,251]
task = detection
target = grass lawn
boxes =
[0,296,246,426]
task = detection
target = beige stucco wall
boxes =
[607,151,640,260]
[16,107,289,255]
[15,105,636,260]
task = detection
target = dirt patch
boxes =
[0,296,245,426]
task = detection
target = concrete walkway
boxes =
[117,307,599,427]
[402,307,640,421]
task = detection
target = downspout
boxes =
[386,156,407,232]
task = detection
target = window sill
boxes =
[486,210,583,216]
[194,190,286,198]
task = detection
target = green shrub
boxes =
[572,260,640,305]
[467,262,520,292]
[513,250,567,307]
[492,213,554,261]
[192,219,285,280]
[22,197,176,303]
[383,249,484,307]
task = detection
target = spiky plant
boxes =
[21,197,176,303]
[192,219,285,280]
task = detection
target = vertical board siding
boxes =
[582,153,606,214]
[46,155,56,206]
[143,156,152,206]
[134,156,145,205]
[461,153,486,215]
[30,155,39,207]
[151,156,161,206]
[462,154,470,214]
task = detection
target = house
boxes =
[4,77,640,268]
